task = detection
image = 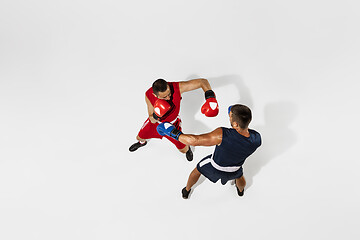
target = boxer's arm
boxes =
[178,127,223,146]
[179,78,212,94]
[145,95,158,123]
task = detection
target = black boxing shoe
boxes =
[236,185,244,197]
[186,148,193,161]
[182,187,191,199]
[129,141,147,152]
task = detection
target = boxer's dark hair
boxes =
[152,79,168,95]
[231,104,252,129]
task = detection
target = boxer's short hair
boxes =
[152,79,168,95]
[231,104,252,129]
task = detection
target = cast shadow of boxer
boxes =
[180,75,212,135]
[209,74,254,109]
[244,101,298,189]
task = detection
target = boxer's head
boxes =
[228,104,252,129]
[152,79,171,100]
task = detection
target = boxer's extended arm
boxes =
[179,78,212,94]
[179,127,223,146]
[145,95,158,123]
[180,78,219,117]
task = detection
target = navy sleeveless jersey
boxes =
[212,127,262,167]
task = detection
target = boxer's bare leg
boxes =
[182,167,201,199]
[235,176,246,196]
[235,176,246,192]
[186,167,201,191]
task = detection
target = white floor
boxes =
[1,1,360,239]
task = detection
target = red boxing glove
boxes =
[201,90,219,117]
[153,99,171,120]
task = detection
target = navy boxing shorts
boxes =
[196,154,243,185]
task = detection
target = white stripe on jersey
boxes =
[141,119,150,130]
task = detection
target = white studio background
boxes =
[1,0,360,239]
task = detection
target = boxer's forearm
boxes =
[179,129,222,146]
[179,133,216,146]
[149,115,158,124]
[198,78,212,92]
[179,78,212,94]
[179,134,198,146]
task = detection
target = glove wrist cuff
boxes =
[205,90,216,99]
[152,112,160,121]
[171,129,182,140]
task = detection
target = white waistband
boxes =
[199,156,241,173]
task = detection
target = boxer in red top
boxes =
[129,78,219,161]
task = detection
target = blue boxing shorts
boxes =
[196,154,243,185]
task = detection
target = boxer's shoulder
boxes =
[145,87,157,104]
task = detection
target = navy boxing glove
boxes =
[157,122,182,140]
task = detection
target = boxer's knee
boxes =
[190,168,201,178]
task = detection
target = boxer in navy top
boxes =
[157,104,261,199]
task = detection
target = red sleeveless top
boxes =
[145,82,182,122]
